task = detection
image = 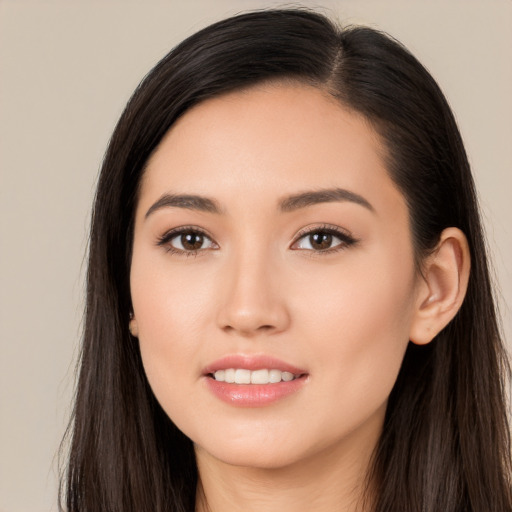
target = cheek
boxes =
[130,252,214,404]
[292,247,416,409]
[131,243,214,331]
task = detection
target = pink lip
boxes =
[203,354,307,375]
[202,354,308,408]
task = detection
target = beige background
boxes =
[0,1,511,510]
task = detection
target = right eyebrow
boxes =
[145,193,223,219]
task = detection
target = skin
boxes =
[129,83,470,512]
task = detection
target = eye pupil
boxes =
[181,232,204,250]
[310,232,332,250]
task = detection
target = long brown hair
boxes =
[61,9,511,511]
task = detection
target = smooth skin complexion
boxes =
[129,83,470,512]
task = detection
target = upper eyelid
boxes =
[293,223,354,241]
[157,225,215,243]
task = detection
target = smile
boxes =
[203,355,308,407]
[211,369,300,384]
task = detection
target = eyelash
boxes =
[156,225,216,257]
[292,224,358,255]
[156,224,358,257]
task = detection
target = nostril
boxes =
[222,323,277,336]
[216,290,291,335]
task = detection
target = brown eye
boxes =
[309,232,333,250]
[292,226,356,253]
[180,232,205,250]
[161,229,217,253]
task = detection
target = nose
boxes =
[216,247,291,337]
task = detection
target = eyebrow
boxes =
[279,188,375,213]
[145,194,223,218]
[145,187,374,219]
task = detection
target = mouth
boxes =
[207,368,305,384]
[203,355,309,406]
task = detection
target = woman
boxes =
[61,8,512,512]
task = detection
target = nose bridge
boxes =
[216,235,289,335]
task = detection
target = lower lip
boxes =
[204,375,308,407]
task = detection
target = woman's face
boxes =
[130,83,421,469]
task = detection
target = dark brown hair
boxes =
[61,8,511,512]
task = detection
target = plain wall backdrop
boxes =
[1,1,511,510]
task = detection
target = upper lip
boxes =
[203,354,307,376]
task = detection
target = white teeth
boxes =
[269,369,282,383]
[212,369,299,384]
[251,369,269,384]
[214,369,225,382]
[235,369,251,384]
[281,371,294,382]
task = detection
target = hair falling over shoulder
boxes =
[60,8,512,512]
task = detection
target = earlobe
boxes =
[409,227,470,345]
[129,316,139,337]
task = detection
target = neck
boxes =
[194,416,381,512]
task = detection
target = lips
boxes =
[203,354,307,376]
[202,354,308,407]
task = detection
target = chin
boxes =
[196,441,304,470]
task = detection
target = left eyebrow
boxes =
[279,188,375,213]
[145,193,223,219]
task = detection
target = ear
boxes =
[409,227,470,345]
[129,315,139,338]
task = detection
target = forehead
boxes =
[139,82,404,217]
